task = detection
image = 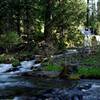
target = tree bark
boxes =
[44,0,52,42]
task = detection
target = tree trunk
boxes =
[16,11,21,36]
[87,0,89,27]
[44,0,52,42]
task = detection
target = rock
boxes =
[42,71,60,78]
[59,63,78,79]
[35,55,44,62]
[77,84,92,91]
[0,82,35,89]
[68,74,80,80]
[5,67,19,73]
[34,60,41,64]
[19,71,34,76]
[32,64,41,69]
[13,96,36,100]
[40,88,85,100]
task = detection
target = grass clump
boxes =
[43,64,62,71]
[77,67,100,78]
[79,47,100,66]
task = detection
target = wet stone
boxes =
[77,83,92,91]
[13,96,37,100]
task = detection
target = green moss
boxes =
[68,74,80,80]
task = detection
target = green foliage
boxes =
[0,53,18,64]
[0,32,21,45]
[80,48,100,66]
[78,67,100,77]
[75,48,100,78]
[33,32,44,42]
[56,37,66,50]
[94,22,100,35]
[16,50,34,61]
[50,0,86,48]
[12,59,20,67]
[0,0,87,56]
[43,64,62,71]
[0,54,6,63]
[50,0,86,26]
[65,28,84,47]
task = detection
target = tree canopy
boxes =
[0,0,87,51]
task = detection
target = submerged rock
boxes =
[32,71,60,78]
[39,88,85,100]
[0,74,99,100]
[5,67,19,72]
[13,96,36,100]
[77,83,92,91]
[0,82,35,89]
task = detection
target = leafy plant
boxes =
[12,59,20,67]
[0,32,22,47]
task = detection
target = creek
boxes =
[0,74,100,100]
[0,57,100,100]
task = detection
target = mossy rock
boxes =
[12,59,20,67]
[68,74,80,80]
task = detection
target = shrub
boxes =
[12,59,20,67]
[0,31,22,48]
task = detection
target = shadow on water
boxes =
[0,74,77,99]
[0,74,100,100]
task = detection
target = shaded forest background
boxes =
[0,0,87,53]
[0,0,100,58]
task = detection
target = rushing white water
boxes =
[91,83,100,88]
[20,60,36,68]
[0,59,41,74]
[0,73,100,100]
[0,64,13,73]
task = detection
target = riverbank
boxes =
[0,51,35,67]
[76,47,100,79]
[0,47,100,80]
[42,48,100,80]
[61,66,100,80]
[71,67,100,80]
